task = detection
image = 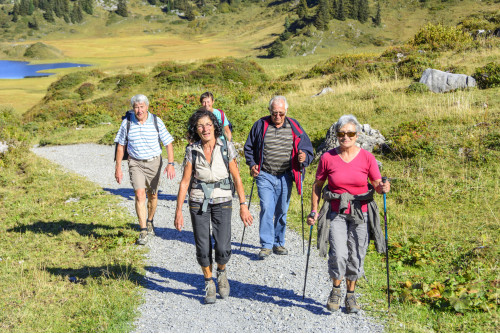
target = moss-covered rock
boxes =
[23,42,63,59]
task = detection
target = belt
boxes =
[130,155,160,162]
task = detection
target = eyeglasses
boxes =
[271,112,286,117]
[196,123,213,130]
[336,131,357,138]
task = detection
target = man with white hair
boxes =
[244,96,314,259]
[114,94,176,245]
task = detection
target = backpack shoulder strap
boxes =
[125,112,132,139]
[152,113,162,147]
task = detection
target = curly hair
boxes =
[187,108,223,142]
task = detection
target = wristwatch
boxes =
[308,210,317,219]
[167,162,175,166]
[240,202,248,206]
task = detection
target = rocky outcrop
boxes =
[419,68,476,93]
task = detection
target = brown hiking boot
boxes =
[258,248,272,260]
[345,292,361,313]
[326,287,342,312]
[272,246,288,255]
[146,219,155,236]
[217,269,230,299]
[136,230,148,245]
[204,279,216,304]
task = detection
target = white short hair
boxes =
[268,95,288,111]
[130,94,149,107]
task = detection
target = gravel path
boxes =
[32,143,385,333]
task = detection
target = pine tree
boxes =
[116,0,128,17]
[374,0,381,26]
[336,0,345,21]
[296,0,307,21]
[358,0,368,23]
[346,0,357,20]
[330,0,336,19]
[314,0,330,31]
[268,39,285,58]
[81,0,93,15]
[12,3,19,21]
[20,0,30,15]
[184,4,195,20]
[284,16,290,31]
[43,8,55,21]
[28,0,35,14]
[70,0,83,23]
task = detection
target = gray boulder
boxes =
[419,68,476,93]
[315,123,386,160]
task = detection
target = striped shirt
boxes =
[262,120,293,175]
[114,112,174,160]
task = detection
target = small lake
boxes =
[0,60,91,79]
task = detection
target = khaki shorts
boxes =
[128,156,162,194]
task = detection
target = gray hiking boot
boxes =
[345,292,361,314]
[217,269,230,299]
[258,248,272,260]
[136,230,148,245]
[204,279,216,304]
[272,246,288,255]
[326,287,342,312]
[146,219,155,236]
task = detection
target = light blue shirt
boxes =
[212,108,229,140]
[114,112,174,160]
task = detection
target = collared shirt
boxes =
[261,119,293,175]
[185,138,237,204]
[212,108,229,140]
[114,112,174,160]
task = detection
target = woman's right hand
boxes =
[174,210,184,231]
[307,212,317,226]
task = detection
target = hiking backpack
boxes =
[219,109,233,135]
[188,137,235,212]
[114,110,161,161]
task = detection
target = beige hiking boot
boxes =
[217,269,230,299]
[345,292,361,313]
[326,287,342,312]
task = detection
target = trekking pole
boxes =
[382,177,390,311]
[300,165,305,255]
[302,224,314,299]
[239,178,255,251]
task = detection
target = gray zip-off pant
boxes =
[328,212,369,281]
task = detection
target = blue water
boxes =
[0,60,91,79]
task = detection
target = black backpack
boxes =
[114,110,161,161]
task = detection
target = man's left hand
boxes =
[298,150,306,164]
[164,164,176,179]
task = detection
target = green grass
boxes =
[0,143,145,332]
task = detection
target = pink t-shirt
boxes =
[315,148,381,213]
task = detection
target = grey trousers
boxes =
[328,212,369,281]
[189,201,232,267]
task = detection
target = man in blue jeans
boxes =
[244,96,314,259]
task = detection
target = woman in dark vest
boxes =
[174,109,253,304]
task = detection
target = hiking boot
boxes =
[136,230,148,245]
[217,269,230,299]
[326,287,342,312]
[146,219,155,236]
[204,279,216,304]
[258,248,272,260]
[272,246,288,255]
[345,292,361,314]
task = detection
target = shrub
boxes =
[473,62,500,89]
[48,71,89,91]
[384,120,435,158]
[397,55,435,80]
[410,23,475,51]
[405,82,429,94]
[76,83,96,100]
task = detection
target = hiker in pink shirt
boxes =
[307,114,390,314]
